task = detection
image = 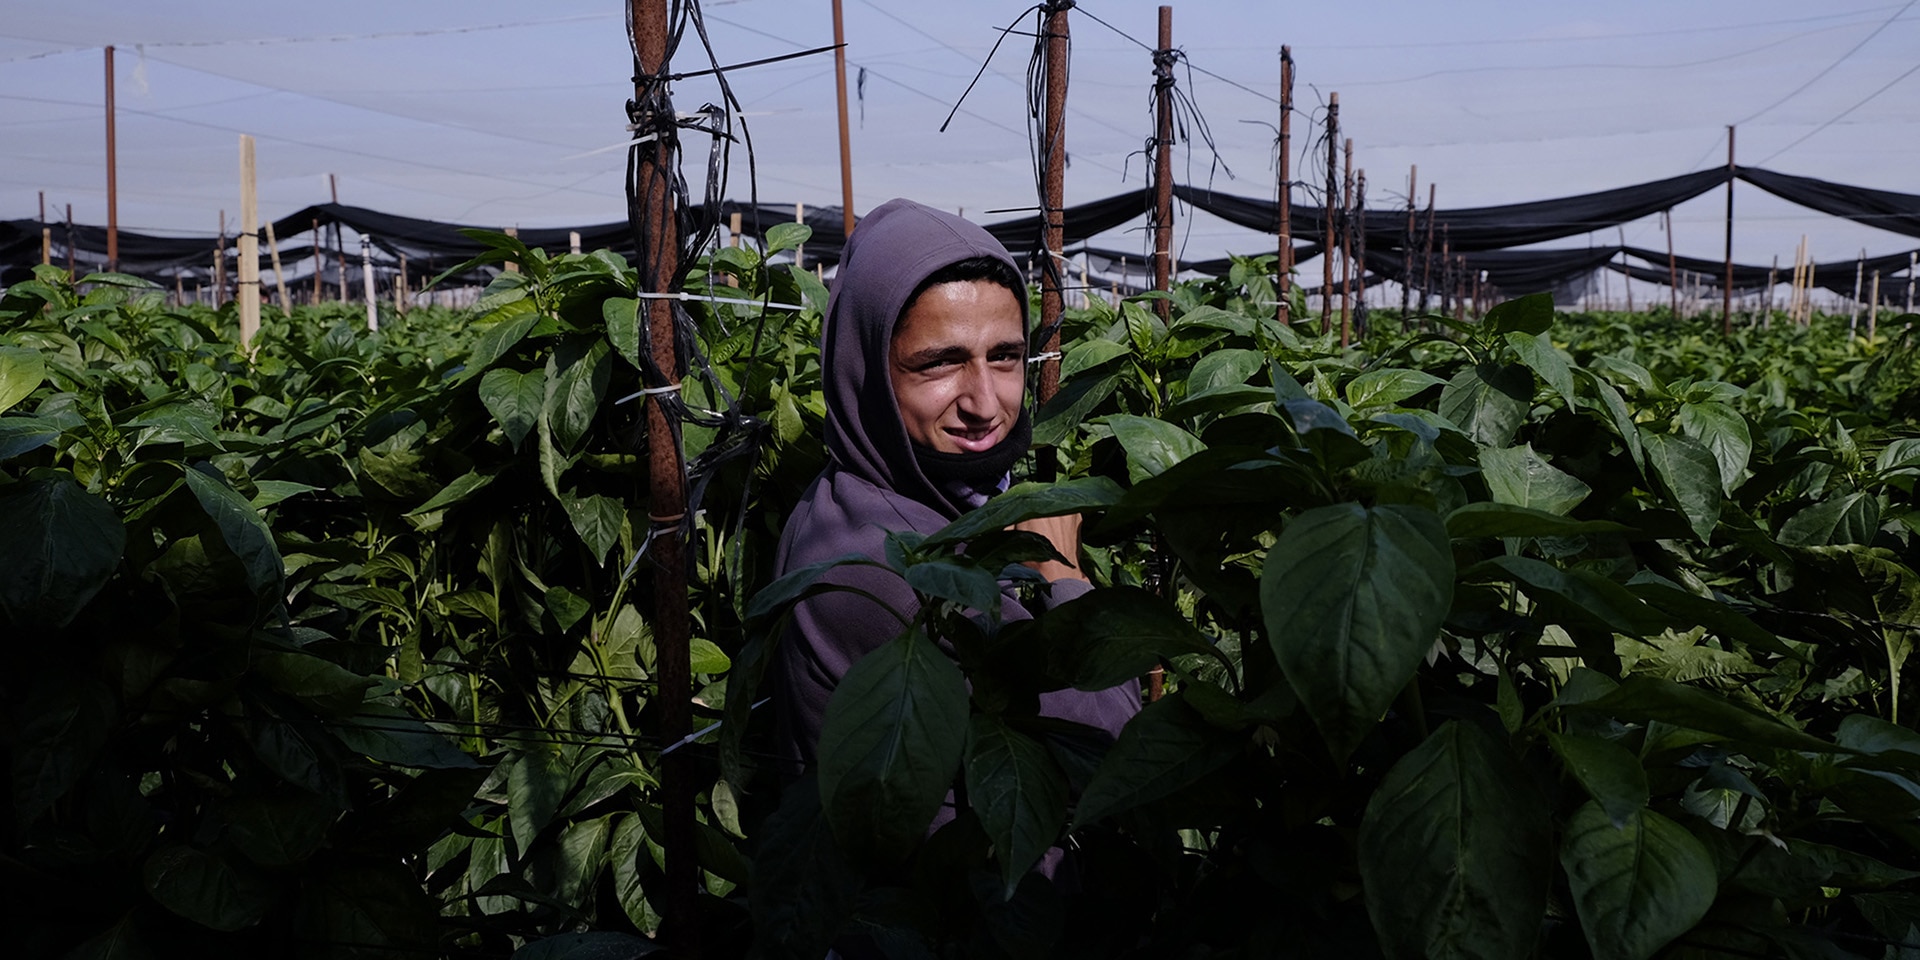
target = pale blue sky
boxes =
[4,1,1917,270]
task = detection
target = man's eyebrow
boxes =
[991,339,1026,356]
[897,345,970,367]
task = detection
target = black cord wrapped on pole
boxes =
[1151,6,1176,326]
[628,0,696,953]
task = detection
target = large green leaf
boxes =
[1560,802,1716,960]
[1038,587,1225,691]
[1579,676,1841,752]
[1061,338,1130,380]
[1103,414,1205,482]
[1467,556,1659,637]
[333,700,480,769]
[1504,331,1577,409]
[458,306,539,382]
[1642,431,1722,542]
[508,748,571,853]
[11,673,116,827]
[0,415,60,462]
[1346,367,1445,409]
[183,465,283,597]
[1359,721,1550,960]
[1445,502,1628,540]
[1577,368,1644,468]
[1482,292,1554,335]
[0,345,46,415]
[1777,491,1881,547]
[0,475,125,628]
[1677,401,1751,495]
[1548,733,1648,827]
[1262,503,1454,759]
[926,476,1125,546]
[255,650,375,715]
[1186,347,1266,394]
[603,296,643,370]
[903,558,1003,619]
[966,715,1069,899]
[479,367,544,450]
[143,845,275,932]
[817,628,969,862]
[562,492,625,565]
[1438,363,1531,448]
[513,933,661,960]
[1072,692,1241,828]
[1479,443,1590,515]
[545,339,611,453]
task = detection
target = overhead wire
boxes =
[1732,0,1917,125]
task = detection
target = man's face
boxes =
[888,279,1026,454]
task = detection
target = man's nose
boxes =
[955,363,995,418]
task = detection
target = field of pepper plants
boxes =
[4,230,1920,960]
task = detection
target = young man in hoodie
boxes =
[769,198,1140,771]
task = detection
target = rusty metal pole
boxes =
[831,0,856,239]
[1723,125,1735,334]
[630,1,695,953]
[105,46,118,272]
[1151,6,1175,325]
[1321,92,1339,334]
[1038,1,1069,407]
[1276,46,1293,327]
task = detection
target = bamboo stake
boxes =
[1851,249,1865,336]
[238,135,261,349]
[105,46,118,272]
[312,217,323,304]
[1276,46,1294,326]
[1037,0,1070,408]
[174,274,183,307]
[1804,259,1817,327]
[396,253,409,316]
[1152,6,1176,326]
[832,0,856,239]
[266,222,290,315]
[502,226,520,274]
[1789,236,1805,323]
[1322,92,1339,334]
[569,231,582,256]
[1765,255,1777,329]
[793,202,805,271]
[728,211,741,248]
[631,0,695,949]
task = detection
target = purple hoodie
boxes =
[769,199,1141,770]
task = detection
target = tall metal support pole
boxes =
[1723,125,1735,334]
[1418,184,1434,317]
[831,0,856,239]
[1353,169,1368,341]
[630,1,694,952]
[1664,210,1679,318]
[361,234,378,332]
[1401,166,1416,320]
[105,46,118,272]
[1276,46,1294,327]
[1338,139,1354,346]
[1321,93,1339,333]
[1151,6,1175,324]
[1037,0,1069,407]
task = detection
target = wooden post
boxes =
[1619,227,1634,314]
[832,0,857,239]
[631,0,695,951]
[1152,6,1176,325]
[105,46,118,272]
[266,221,291,315]
[1418,184,1435,317]
[502,226,520,274]
[1439,227,1451,318]
[569,231,582,255]
[1723,125,1735,335]
[1765,255,1777,329]
[1338,138,1354,345]
[65,204,76,278]
[1353,169,1368,339]
[175,273,184,307]
[238,136,261,348]
[1664,210,1679,318]
[361,235,378,331]
[728,211,742,248]
[1788,237,1805,324]
[1804,258,1816,327]
[1321,92,1339,333]
[1276,46,1294,326]
[396,253,409,317]
[1037,0,1069,408]
[38,190,49,265]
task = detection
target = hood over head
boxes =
[820,198,1030,519]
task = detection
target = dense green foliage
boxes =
[5,242,1920,960]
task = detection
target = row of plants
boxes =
[5,240,1919,958]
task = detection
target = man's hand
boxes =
[1014,513,1087,583]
